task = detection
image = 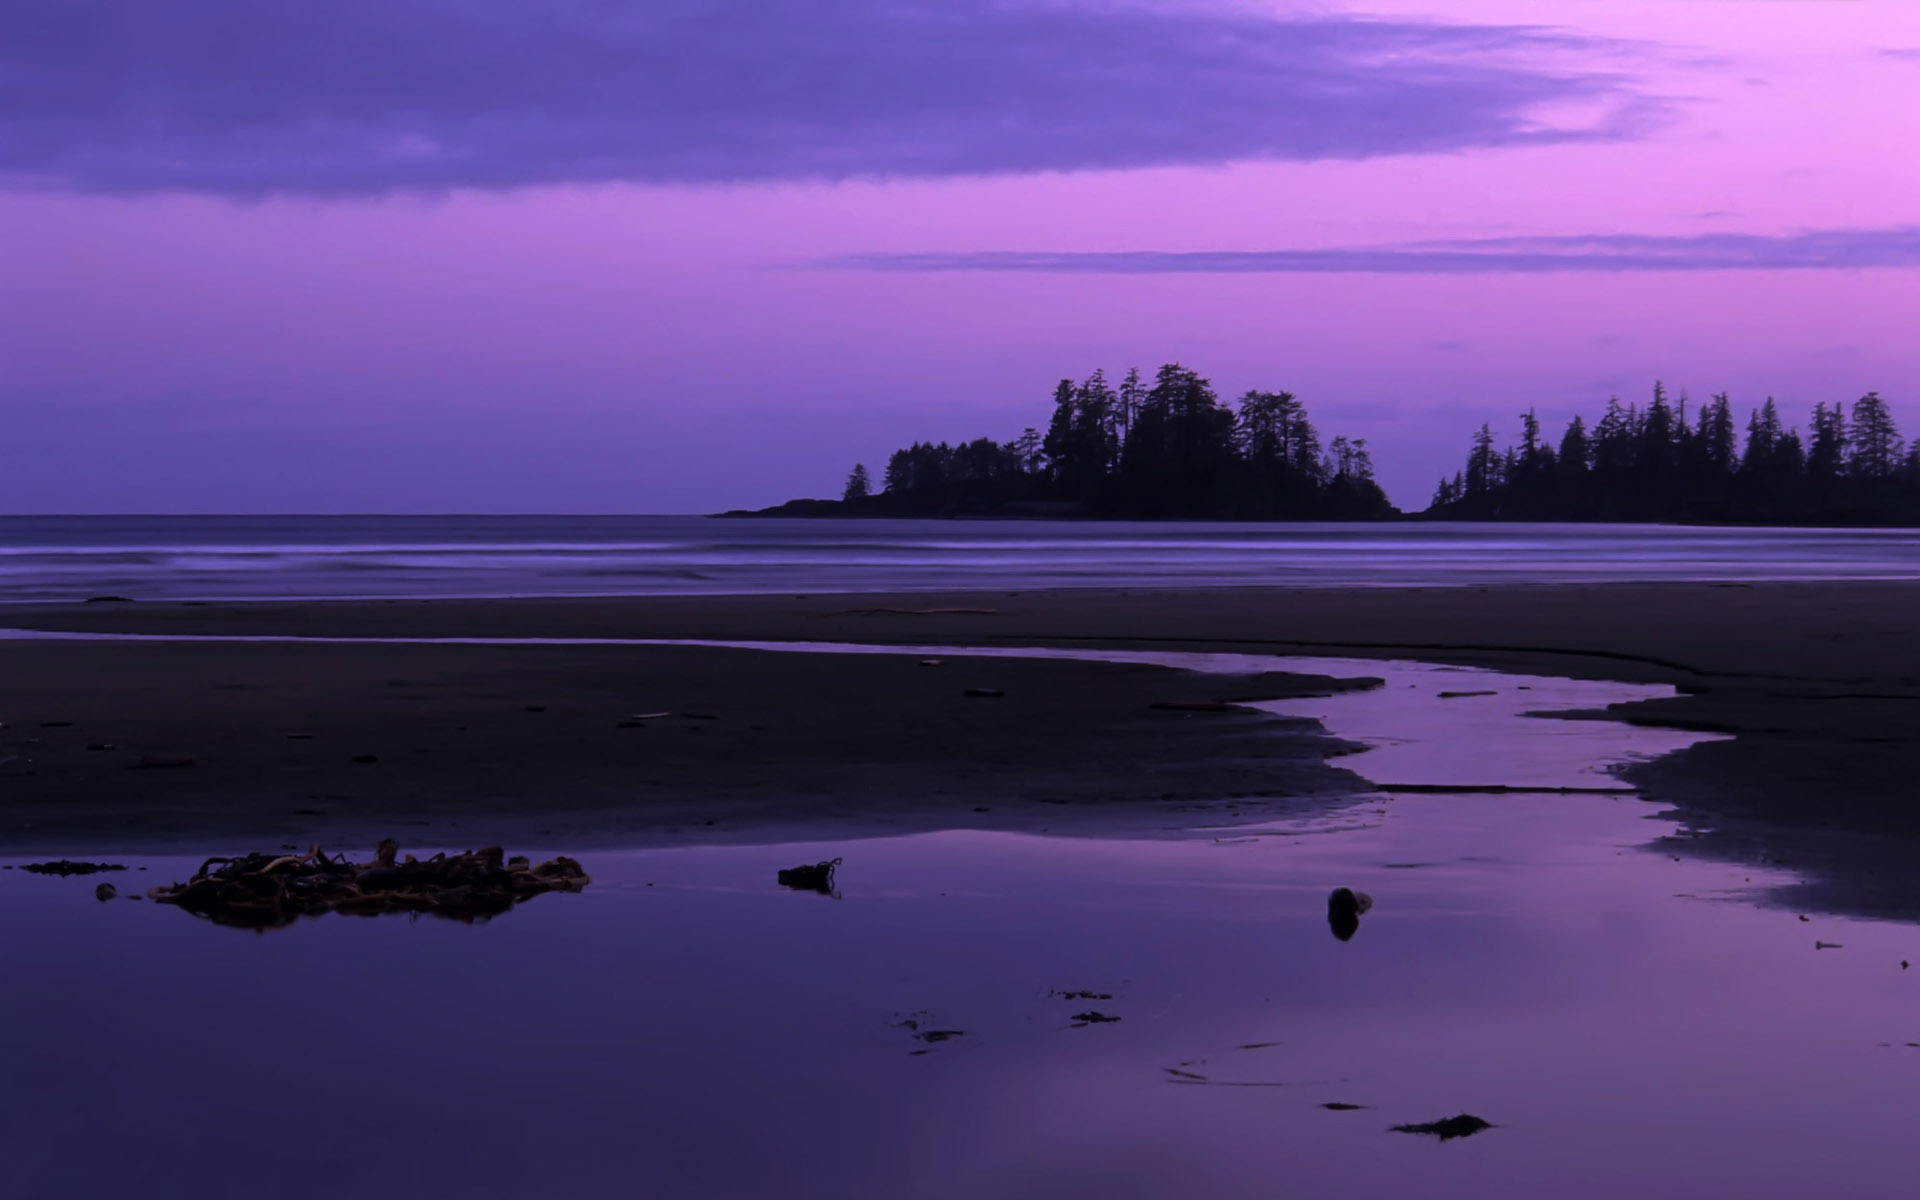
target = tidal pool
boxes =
[7,794,1920,1199]
[3,647,1914,1199]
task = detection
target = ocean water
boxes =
[3,515,1920,602]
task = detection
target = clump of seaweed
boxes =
[1391,1114,1493,1141]
[147,840,589,929]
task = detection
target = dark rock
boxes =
[963,688,1004,698]
[1328,887,1375,942]
[1322,1103,1368,1111]
[1070,1011,1121,1026]
[84,595,132,603]
[95,882,117,901]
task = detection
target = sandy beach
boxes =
[3,582,1916,912]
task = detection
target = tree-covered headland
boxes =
[1429,386,1920,524]
[756,363,1395,519]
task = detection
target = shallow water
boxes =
[7,799,1919,1199]
[1,643,1909,1197]
[6,515,1920,601]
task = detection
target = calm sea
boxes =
[1,515,1918,602]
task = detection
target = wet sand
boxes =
[2,583,1917,912]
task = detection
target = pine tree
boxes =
[1699,393,1738,477]
[843,463,872,501]
[1808,402,1849,487]
[1849,392,1903,479]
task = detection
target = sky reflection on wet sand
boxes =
[4,674,1915,1199]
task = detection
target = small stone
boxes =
[1328,887,1374,942]
[95,882,117,901]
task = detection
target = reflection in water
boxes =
[1328,887,1374,942]
[0,653,1901,1197]
[8,801,1920,1198]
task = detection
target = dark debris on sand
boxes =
[893,1013,965,1054]
[1391,1114,1493,1140]
[14,860,129,876]
[777,857,841,895]
[1070,1011,1122,1026]
[147,840,588,929]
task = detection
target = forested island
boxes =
[734,365,1920,525]
[746,364,1394,520]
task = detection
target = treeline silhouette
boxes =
[1429,385,1920,524]
[793,364,1394,519]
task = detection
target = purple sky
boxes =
[3,0,1918,513]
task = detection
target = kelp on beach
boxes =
[148,840,589,928]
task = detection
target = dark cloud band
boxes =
[821,229,1920,274]
[0,0,1656,195]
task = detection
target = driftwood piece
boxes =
[148,842,589,929]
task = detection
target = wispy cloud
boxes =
[0,0,1661,195]
[821,228,1920,274]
